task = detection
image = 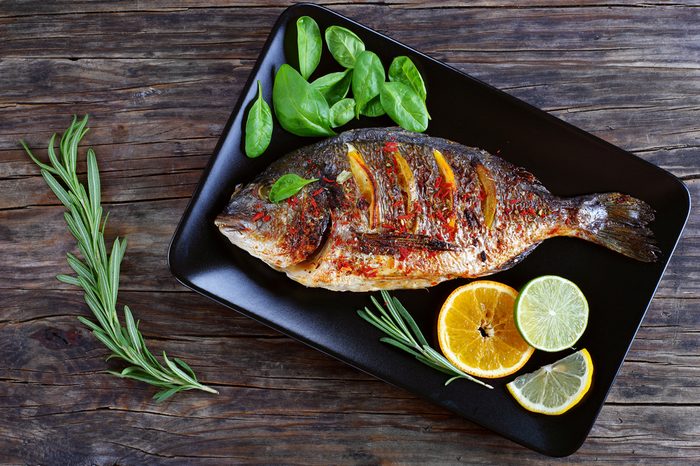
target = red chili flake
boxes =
[509,198,518,205]
[434,176,443,190]
[382,222,395,230]
[286,196,299,207]
[413,201,422,212]
[397,213,413,221]
[310,197,318,210]
[397,247,410,261]
[528,207,536,215]
[392,199,403,208]
[251,212,264,222]
[435,210,446,223]
[262,214,271,222]
[383,141,398,153]
[312,188,324,197]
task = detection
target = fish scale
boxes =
[216,128,658,292]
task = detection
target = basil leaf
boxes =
[325,26,365,68]
[296,16,322,80]
[379,81,428,132]
[310,69,353,107]
[273,64,335,137]
[388,56,427,102]
[329,98,356,127]
[352,51,384,118]
[244,81,273,158]
[269,174,319,203]
[359,95,385,117]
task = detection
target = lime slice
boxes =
[514,275,588,352]
[506,349,593,415]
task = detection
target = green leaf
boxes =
[379,81,429,132]
[108,238,122,308]
[41,170,72,209]
[20,139,57,175]
[57,274,81,286]
[173,358,197,381]
[310,69,352,107]
[268,173,318,203]
[244,81,273,158]
[379,337,423,359]
[86,148,101,217]
[388,56,427,102]
[391,295,429,347]
[123,305,141,352]
[325,26,365,68]
[352,51,384,118]
[77,316,102,333]
[272,64,335,137]
[329,98,355,128]
[153,387,182,403]
[359,95,385,118]
[296,16,322,80]
[162,351,198,386]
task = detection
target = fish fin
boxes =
[358,233,459,255]
[570,193,660,262]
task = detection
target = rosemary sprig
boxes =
[358,291,493,389]
[21,115,218,402]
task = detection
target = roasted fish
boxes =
[216,128,658,291]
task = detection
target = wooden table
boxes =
[2,1,698,463]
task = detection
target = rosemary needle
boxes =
[358,291,493,389]
[21,115,218,402]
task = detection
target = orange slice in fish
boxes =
[475,163,497,229]
[347,143,379,229]
[437,281,534,378]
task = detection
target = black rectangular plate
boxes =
[168,3,690,457]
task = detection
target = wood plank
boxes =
[1,0,697,462]
[1,285,698,462]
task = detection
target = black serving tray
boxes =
[169,3,690,457]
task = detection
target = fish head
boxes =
[215,178,331,269]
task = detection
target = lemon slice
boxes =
[514,275,589,352]
[437,281,534,378]
[506,349,593,415]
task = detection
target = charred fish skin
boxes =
[216,128,659,291]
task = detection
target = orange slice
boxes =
[437,280,534,378]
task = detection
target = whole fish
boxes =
[216,128,658,291]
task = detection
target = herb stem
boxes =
[358,291,493,389]
[22,115,218,402]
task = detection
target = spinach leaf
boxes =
[329,98,356,127]
[352,51,384,118]
[388,56,427,102]
[310,69,352,106]
[273,64,335,137]
[269,174,319,203]
[296,16,322,80]
[325,26,365,68]
[244,81,273,158]
[359,95,385,117]
[379,81,428,132]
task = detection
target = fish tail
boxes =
[568,193,660,262]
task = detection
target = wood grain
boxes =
[1,0,697,463]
